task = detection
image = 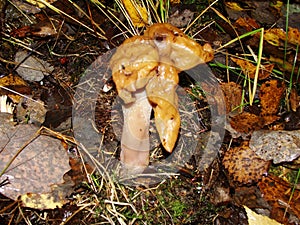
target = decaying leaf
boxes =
[221,82,242,113]
[122,0,148,27]
[222,142,270,184]
[265,27,300,46]
[230,112,264,133]
[231,58,274,80]
[258,175,300,224]
[259,79,285,116]
[290,88,300,112]
[15,50,54,82]
[225,2,244,11]
[0,114,71,209]
[235,17,260,32]
[16,98,47,125]
[0,74,31,103]
[244,206,283,225]
[249,129,300,164]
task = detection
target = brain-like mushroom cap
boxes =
[144,23,214,70]
[109,36,159,104]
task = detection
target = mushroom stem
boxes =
[120,89,152,172]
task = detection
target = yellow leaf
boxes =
[244,206,283,225]
[122,0,148,27]
[225,2,244,11]
[21,192,66,209]
[264,30,281,46]
[265,27,300,46]
[271,1,283,13]
[170,0,180,3]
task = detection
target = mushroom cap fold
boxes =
[144,23,214,70]
[146,63,180,152]
[109,36,159,104]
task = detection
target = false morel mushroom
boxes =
[109,23,214,173]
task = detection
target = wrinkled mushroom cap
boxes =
[110,36,159,104]
[146,63,180,152]
[144,23,214,70]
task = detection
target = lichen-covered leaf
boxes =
[249,130,300,164]
[0,114,71,209]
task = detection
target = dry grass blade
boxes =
[184,0,219,33]
[35,0,107,39]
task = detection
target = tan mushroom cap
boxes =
[146,63,180,152]
[144,23,214,70]
[109,36,159,104]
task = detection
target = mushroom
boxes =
[109,23,214,173]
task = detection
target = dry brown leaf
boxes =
[259,79,285,116]
[230,112,264,133]
[221,82,242,113]
[231,58,274,80]
[258,175,300,224]
[235,17,260,32]
[290,88,300,112]
[222,142,270,184]
[0,74,31,103]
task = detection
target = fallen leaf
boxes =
[269,55,298,73]
[222,142,270,184]
[221,82,242,113]
[225,2,244,11]
[265,27,300,46]
[258,175,300,224]
[122,0,148,27]
[290,88,300,112]
[230,112,264,133]
[249,130,300,164]
[235,17,260,32]
[15,50,54,82]
[0,115,71,209]
[259,79,285,116]
[244,205,283,225]
[0,74,31,103]
[16,98,47,125]
[231,58,274,80]
[270,1,283,13]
